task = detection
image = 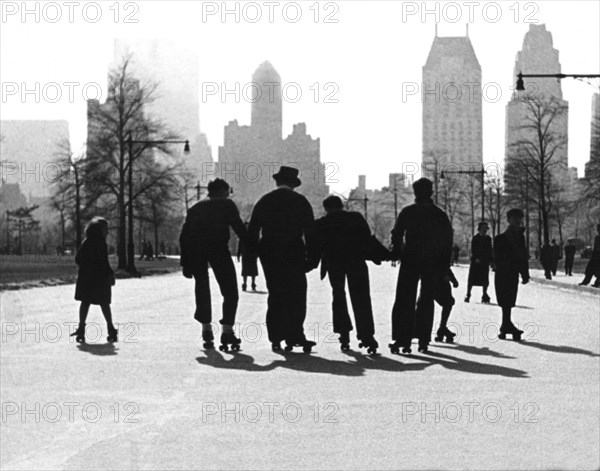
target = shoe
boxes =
[481,294,491,304]
[464,294,470,303]
[242,283,247,291]
[338,332,350,351]
[252,284,257,291]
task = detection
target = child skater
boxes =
[71,217,117,343]
[414,267,459,352]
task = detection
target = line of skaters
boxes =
[69,166,600,355]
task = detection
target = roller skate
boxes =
[219,332,241,352]
[70,324,86,343]
[498,324,523,341]
[284,338,316,353]
[252,283,257,291]
[464,294,470,303]
[417,340,429,353]
[339,332,350,352]
[202,330,215,349]
[271,341,282,352]
[241,283,247,292]
[358,337,379,355]
[107,326,119,343]
[481,293,491,304]
[389,340,411,355]
[434,326,456,344]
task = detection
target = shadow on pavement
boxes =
[417,350,529,378]
[514,341,600,357]
[195,345,528,377]
[433,343,516,359]
[76,343,118,356]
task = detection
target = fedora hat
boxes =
[273,166,301,188]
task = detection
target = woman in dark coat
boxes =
[494,209,530,340]
[71,217,117,343]
[465,222,494,303]
[580,223,600,287]
[237,222,258,291]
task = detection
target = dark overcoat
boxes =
[494,227,529,308]
[74,237,113,305]
[468,233,493,286]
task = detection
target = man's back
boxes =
[316,210,370,262]
[392,201,453,266]
[249,187,316,262]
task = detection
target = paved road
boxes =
[1,263,598,470]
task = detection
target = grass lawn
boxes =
[0,254,182,285]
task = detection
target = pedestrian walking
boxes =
[71,217,118,343]
[465,221,493,304]
[237,222,259,291]
[564,240,576,276]
[579,224,600,287]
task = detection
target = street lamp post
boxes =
[6,210,10,254]
[127,134,190,273]
[516,72,600,92]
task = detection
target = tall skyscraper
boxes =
[112,39,213,178]
[584,93,600,179]
[218,62,329,217]
[422,28,483,175]
[505,24,569,178]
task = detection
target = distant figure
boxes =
[416,267,459,344]
[71,217,117,343]
[564,240,576,276]
[237,222,259,291]
[540,243,553,280]
[316,195,378,354]
[179,178,247,351]
[550,239,560,276]
[465,222,493,304]
[494,208,530,340]
[389,178,453,354]
[579,224,600,288]
[160,241,166,256]
[452,244,460,266]
[139,239,147,261]
[146,241,154,261]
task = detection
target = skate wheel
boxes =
[434,336,442,342]
[203,342,214,349]
[232,344,240,351]
[367,347,377,355]
[303,346,312,353]
[513,334,522,341]
[498,333,507,340]
[219,345,229,352]
[284,345,293,352]
[402,347,412,354]
[446,337,454,344]
[340,345,349,351]
[76,337,85,343]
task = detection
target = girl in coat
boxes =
[71,217,117,343]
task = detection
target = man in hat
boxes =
[179,178,247,351]
[494,208,530,340]
[315,195,379,353]
[389,178,453,354]
[248,165,319,352]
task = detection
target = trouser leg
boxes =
[391,262,420,344]
[193,264,212,324]
[328,264,352,334]
[211,254,239,326]
[346,261,374,339]
[260,259,286,343]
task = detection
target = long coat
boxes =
[494,227,529,308]
[468,233,493,286]
[74,237,113,305]
[584,235,600,278]
[237,238,259,277]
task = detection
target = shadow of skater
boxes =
[196,349,280,372]
[416,350,529,378]
[341,349,432,373]
[245,290,268,295]
[433,344,516,359]
[513,341,600,358]
[269,349,365,376]
[76,342,118,356]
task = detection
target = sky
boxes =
[1,0,599,194]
